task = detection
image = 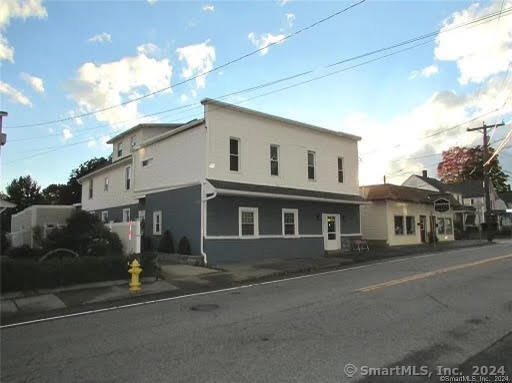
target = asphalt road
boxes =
[2,241,511,383]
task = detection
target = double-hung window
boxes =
[229,138,240,172]
[307,151,315,180]
[270,144,279,176]
[153,211,162,235]
[88,179,93,199]
[117,142,123,158]
[394,216,404,235]
[239,207,258,237]
[104,177,109,192]
[101,211,109,223]
[122,208,131,222]
[282,209,298,236]
[130,136,136,151]
[125,166,131,190]
[405,216,415,235]
[337,157,344,183]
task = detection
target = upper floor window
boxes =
[142,158,153,167]
[117,142,123,158]
[88,179,93,199]
[130,136,136,151]
[104,177,109,192]
[230,138,240,172]
[125,166,131,190]
[270,144,279,176]
[307,151,315,180]
[338,157,344,183]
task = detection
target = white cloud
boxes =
[62,127,72,141]
[278,0,291,6]
[176,40,216,89]
[285,13,295,27]
[0,80,31,106]
[137,43,159,57]
[248,32,285,55]
[87,32,111,44]
[350,74,512,185]
[0,0,47,62]
[409,64,439,80]
[147,0,158,4]
[202,4,214,12]
[435,1,512,84]
[20,72,44,93]
[87,138,96,147]
[180,93,189,102]
[66,45,172,130]
[0,35,13,62]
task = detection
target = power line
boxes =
[6,0,367,130]
[6,8,512,162]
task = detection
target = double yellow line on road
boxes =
[357,253,512,293]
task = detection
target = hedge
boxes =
[0,256,128,292]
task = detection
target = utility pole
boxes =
[467,121,505,242]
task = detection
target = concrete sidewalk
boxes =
[0,239,493,321]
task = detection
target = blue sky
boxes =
[1,0,511,189]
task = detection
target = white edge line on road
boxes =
[1,244,505,329]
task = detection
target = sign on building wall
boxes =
[434,198,450,213]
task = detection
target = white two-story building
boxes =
[79,99,365,265]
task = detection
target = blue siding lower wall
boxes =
[205,195,361,265]
[205,237,324,265]
[141,185,202,254]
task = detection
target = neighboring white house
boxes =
[402,170,510,231]
[360,184,455,246]
[9,205,75,248]
[79,99,366,265]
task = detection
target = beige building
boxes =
[360,184,456,246]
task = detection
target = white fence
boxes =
[108,221,141,255]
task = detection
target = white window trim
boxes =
[307,150,316,181]
[337,156,344,183]
[88,179,93,199]
[141,157,154,168]
[239,207,259,237]
[153,210,162,235]
[104,177,109,192]
[122,208,131,222]
[101,211,109,223]
[125,165,132,191]
[117,142,123,157]
[282,208,299,237]
[229,137,241,172]
[270,144,280,177]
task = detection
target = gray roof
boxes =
[207,179,365,203]
[417,175,484,198]
[201,98,361,142]
[106,122,186,144]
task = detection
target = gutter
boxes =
[200,181,217,266]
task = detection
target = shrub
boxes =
[178,236,191,255]
[42,210,123,257]
[158,230,174,253]
[0,255,127,292]
[5,245,43,259]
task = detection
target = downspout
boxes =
[200,181,217,266]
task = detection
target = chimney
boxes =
[422,170,428,178]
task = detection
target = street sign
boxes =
[434,198,450,212]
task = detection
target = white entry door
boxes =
[322,213,341,251]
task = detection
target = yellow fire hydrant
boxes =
[128,259,142,292]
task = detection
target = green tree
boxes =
[67,157,109,203]
[437,145,509,192]
[42,183,74,205]
[4,175,44,212]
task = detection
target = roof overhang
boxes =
[78,156,132,183]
